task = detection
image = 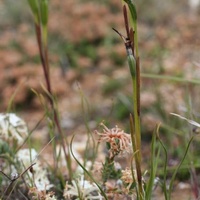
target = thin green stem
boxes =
[70,135,108,200]
[132,61,141,159]
[122,1,143,198]
[157,127,169,200]
[141,73,200,85]
[128,51,143,200]
[168,136,194,199]
[146,125,160,200]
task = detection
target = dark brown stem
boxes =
[123,5,130,40]
[34,23,72,180]
[35,23,51,94]
[129,28,135,56]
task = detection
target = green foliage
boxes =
[102,157,122,182]
[145,127,161,200]
[0,140,12,155]
[114,98,131,120]
[27,0,39,16]
[102,79,123,95]
[176,168,190,181]
[63,42,79,68]
[77,40,98,62]
[110,52,125,66]
[40,0,48,26]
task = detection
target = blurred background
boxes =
[0,0,200,151]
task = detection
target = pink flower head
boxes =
[95,123,132,158]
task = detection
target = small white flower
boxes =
[45,193,58,200]
[0,113,28,146]
[16,148,53,191]
[63,175,103,200]
[17,148,38,164]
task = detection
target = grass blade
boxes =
[146,125,161,200]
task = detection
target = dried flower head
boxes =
[121,168,137,184]
[0,113,28,146]
[29,187,57,200]
[63,175,103,200]
[95,123,132,158]
[121,168,138,195]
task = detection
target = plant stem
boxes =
[122,2,143,198]
[34,22,72,181]
[133,56,141,160]
[130,59,143,199]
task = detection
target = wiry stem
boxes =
[114,3,143,199]
[35,23,51,94]
[27,0,72,183]
[34,19,72,180]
